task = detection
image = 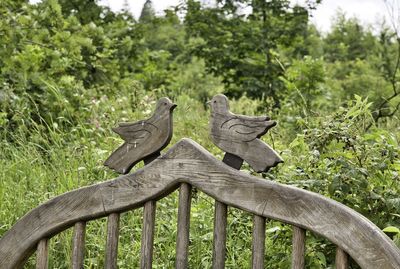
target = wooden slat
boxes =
[2,139,400,269]
[36,238,49,269]
[336,247,349,269]
[251,215,266,269]
[105,213,120,269]
[292,226,306,269]
[72,221,86,269]
[176,183,192,269]
[212,200,228,269]
[211,150,243,269]
[141,200,156,269]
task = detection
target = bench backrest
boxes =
[0,139,400,269]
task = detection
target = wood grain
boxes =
[292,226,306,269]
[36,238,49,269]
[1,138,399,269]
[105,213,120,269]
[72,221,86,269]
[251,215,266,269]
[336,247,349,269]
[212,200,227,269]
[175,183,192,269]
[140,200,156,269]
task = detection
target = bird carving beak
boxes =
[266,120,277,130]
[206,100,211,106]
[171,103,177,110]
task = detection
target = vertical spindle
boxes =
[336,247,349,269]
[176,183,192,269]
[36,238,49,269]
[212,201,228,269]
[292,226,306,269]
[105,213,120,269]
[72,221,86,269]
[141,200,156,269]
[251,215,266,269]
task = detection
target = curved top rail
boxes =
[0,138,399,268]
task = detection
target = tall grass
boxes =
[2,93,398,268]
[0,93,236,268]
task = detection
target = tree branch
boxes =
[368,1,400,130]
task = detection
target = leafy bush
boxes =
[276,96,400,266]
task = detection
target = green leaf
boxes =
[316,251,326,266]
[390,213,400,218]
[266,226,281,233]
[383,226,400,234]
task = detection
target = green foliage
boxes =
[0,0,399,268]
[322,12,400,122]
[167,57,223,104]
[185,0,312,106]
[324,13,378,62]
[281,56,326,114]
[139,0,156,23]
[383,226,400,248]
[327,59,389,100]
[277,96,400,266]
[0,0,144,140]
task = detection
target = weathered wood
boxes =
[36,238,49,269]
[212,200,228,269]
[212,149,244,268]
[336,247,349,269]
[209,94,283,172]
[175,183,192,269]
[104,97,176,174]
[137,152,159,268]
[1,139,400,269]
[222,152,243,170]
[72,221,86,269]
[143,151,161,166]
[292,226,306,269]
[141,200,156,269]
[105,213,120,269]
[217,118,271,269]
[251,215,266,269]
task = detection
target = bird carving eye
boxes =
[164,103,167,106]
[214,101,216,103]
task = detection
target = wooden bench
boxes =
[1,96,399,269]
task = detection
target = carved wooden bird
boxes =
[104,97,177,174]
[208,94,283,172]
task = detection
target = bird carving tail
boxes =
[104,142,139,174]
[242,139,283,172]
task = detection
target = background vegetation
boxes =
[0,0,399,268]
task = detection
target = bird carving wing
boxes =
[112,120,158,145]
[219,114,276,141]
